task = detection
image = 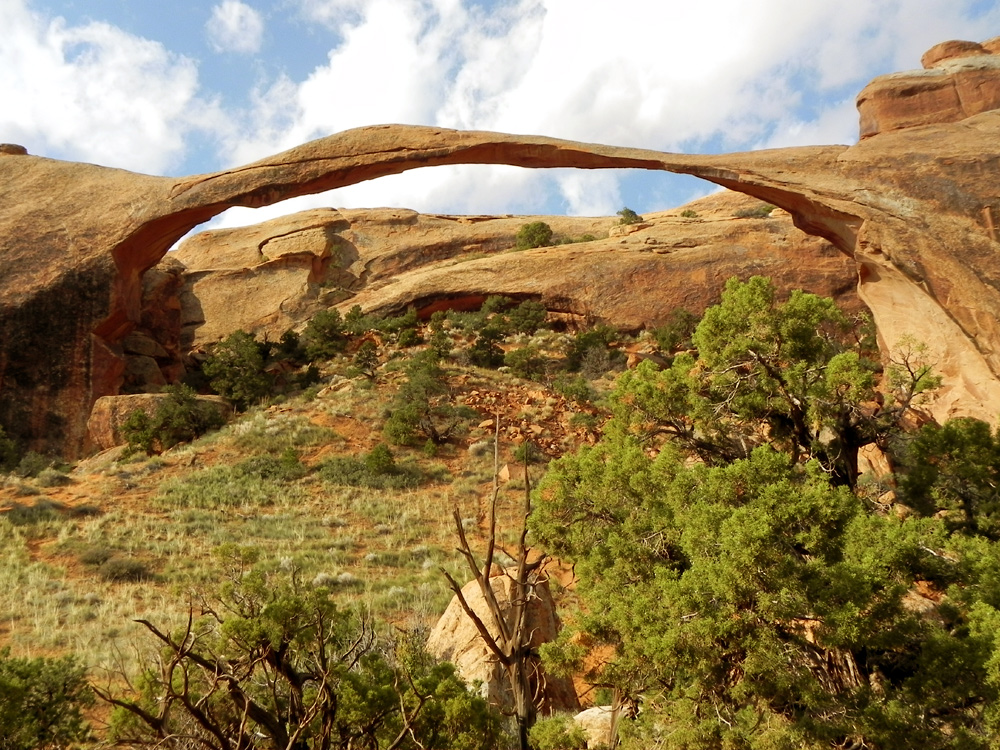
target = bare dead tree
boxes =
[441,417,545,750]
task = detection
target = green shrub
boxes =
[734,202,775,218]
[233,448,307,482]
[318,452,422,490]
[0,426,19,473]
[617,207,642,225]
[505,346,546,380]
[121,384,226,455]
[515,221,554,250]
[680,209,698,218]
[203,330,273,410]
[0,649,93,749]
[507,299,548,335]
[529,714,588,750]
[468,324,506,368]
[384,351,472,446]
[156,464,307,509]
[651,308,698,354]
[566,325,618,372]
[553,375,595,405]
[364,443,397,475]
[396,327,421,348]
[303,309,347,361]
[15,451,50,478]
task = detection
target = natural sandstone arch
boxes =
[3,42,1000,456]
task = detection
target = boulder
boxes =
[426,570,579,713]
[87,393,231,451]
[574,706,616,749]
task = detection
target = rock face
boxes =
[426,571,579,713]
[858,36,1000,137]
[3,36,1000,456]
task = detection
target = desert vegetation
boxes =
[3,279,1000,748]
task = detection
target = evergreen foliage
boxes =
[515,222,554,250]
[203,330,274,410]
[100,549,502,750]
[531,276,1000,748]
[617,207,642,225]
[121,384,226,455]
[303,309,348,361]
[0,649,93,749]
[383,351,472,446]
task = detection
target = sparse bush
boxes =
[680,208,698,218]
[553,375,596,405]
[0,649,93,750]
[734,202,775,218]
[617,207,642,225]
[566,325,618,372]
[35,468,71,487]
[0,426,19,473]
[98,557,151,583]
[121,384,226,455]
[505,346,546,380]
[513,441,545,465]
[354,340,379,378]
[100,555,502,750]
[203,330,273,410]
[515,221,554,250]
[529,714,588,750]
[579,346,615,379]
[15,451,50,478]
[79,546,116,567]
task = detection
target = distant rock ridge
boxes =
[1,37,999,456]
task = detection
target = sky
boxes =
[2,0,999,232]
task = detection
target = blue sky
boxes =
[3,0,999,230]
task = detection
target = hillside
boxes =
[2,35,1000,750]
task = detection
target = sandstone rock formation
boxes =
[87,393,231,452]
[858,36,1000,137]
[573,706,617,749]
[426,570,579,713]
[3,37,1000,456]
[146,190,858,388]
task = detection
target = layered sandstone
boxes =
[158,191,857,361]
[3,38,1000,456]
[857,36,1000,137]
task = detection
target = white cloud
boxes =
[206,1,265,54]
[8,0,1000,220]
[0,0,225,174]
[236,0,999,218]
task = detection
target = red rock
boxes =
[4,38,1000,457]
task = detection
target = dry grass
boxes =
[0,362,576,677]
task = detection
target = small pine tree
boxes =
[515,222,554,250]
[617,207,642,225]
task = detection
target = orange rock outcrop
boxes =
[2,37,1000,456]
